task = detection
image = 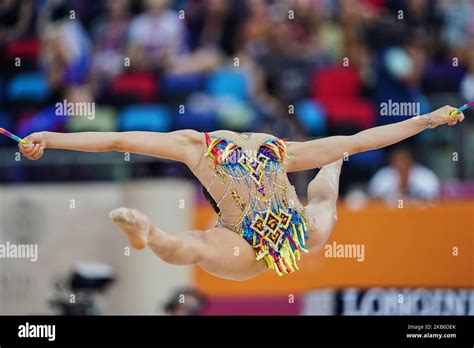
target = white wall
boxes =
[0,179,195,315]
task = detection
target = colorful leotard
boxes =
[202,131,310,276]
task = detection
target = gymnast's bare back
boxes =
[18,106,464,280]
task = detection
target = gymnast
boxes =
[18,105,464,280]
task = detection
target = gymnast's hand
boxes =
[19,132,46,160]
[429,105,465,128]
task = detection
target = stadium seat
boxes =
[323,99,375,129]
[6,71,50,102]
[424,146,457,181]
[0,112,13,145]
[312,66,361,100]
[215,97,257,131]
[160,73,203,98]
[426,92,463,110]
[422,60,466,94]
[440,182,474,200]
[311,66,375,129]
[67,105,118,133]
[206,67,249,100]
[119,104,171,132]
[296,99,327,136]
[349,149,385,168]
[0,76,4,104]
[16,106,66,137]
[4,38,40,65]
[1,38,40,75]
[467,126,474,179]
[173,96,218,132]
[109,72,158,103]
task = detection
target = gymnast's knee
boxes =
[159,230,207,265]
[307,209,338,250]
[310,183,339,204]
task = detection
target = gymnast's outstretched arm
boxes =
[18,129,204,167]
[284,105,465,172]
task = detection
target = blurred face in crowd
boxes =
[467,39,474,72]
[207,0,228,15]
[106,0,129,19]
[248,0,266,15]
[266,20,291,53]
[390,150,414,176]
[404,35,427,85]
[145,0,170,15]
[408,0,429,17]
[339,0,364,25]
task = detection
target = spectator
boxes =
[240,0,271,56]
[127,0,187,71]
[91,0,131,79]
[438,0,472,50]
[185,0,243,56]
[374,38,430,126]
[368,147,440,204]
[0,0,35,43]
[39,0,92,89]
[460,38,474,101]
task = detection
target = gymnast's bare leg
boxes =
[109,208,267,281]
[304,159,342,250]
[108,160,342,281]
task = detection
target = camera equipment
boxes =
[49,262,115,315]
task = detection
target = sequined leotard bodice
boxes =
[193,131,310,276]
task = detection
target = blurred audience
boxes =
[39,0,92,94]
[91,0,131,79]
[461,46,474,101]
[368,147,440,203]
[127,0,187,71]
[0,0,35,42]
[0,0,473,189]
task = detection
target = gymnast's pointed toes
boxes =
[108,207,133,224]
[108,207,151,250]
[324,158,344,171]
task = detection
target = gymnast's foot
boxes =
[109,207,152,249]
[317,159,344,196]
[320,159,343,178]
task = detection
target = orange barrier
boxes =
[193,201,474,296]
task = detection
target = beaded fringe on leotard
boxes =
[241,207,309,275]
[204,132,310,276]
